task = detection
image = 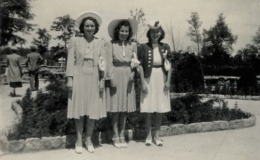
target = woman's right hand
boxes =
[67,77,73,90]
[142,81,148,94]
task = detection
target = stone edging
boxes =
[171,93,260,100]
[0,100,256,155]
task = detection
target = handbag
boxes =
[163,50,171,72]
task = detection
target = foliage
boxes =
[187,12,203,55]
[50,14,75,51]
[0,0,35,46]
[130,8,147,43]
[202,13,237,67]
[165,93,250,124]
[172,52,204,92]
[32,28,52,55]
[237,67,257,95]
[253,27,260,49]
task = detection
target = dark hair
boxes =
[79,17,99,34]
[146,26,165,43]
[113,20,133,41]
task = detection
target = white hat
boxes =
[148,20,161,29]
[75,11,102,28]
[108,19,138,39]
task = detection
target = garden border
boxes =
[0,99,256,155]
[171,93,260,100]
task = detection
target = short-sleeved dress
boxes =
[106,40,136,112]
[66,37,106,120]
[140,44,171,113]
[6,53,23,88]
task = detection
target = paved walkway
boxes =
[0,81,260,160]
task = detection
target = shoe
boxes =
[154,138,163,147]
[119,137,127,148]
[145,139,152,146]
[75,144,83,154]
[85,142,94,153]
[112,137,121,148]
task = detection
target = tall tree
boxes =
[202,13,237,67]
[187,12,202,55]
[32,28,52,55]
[0,0,35,46]
[130,8,147,43]
[167,18,182,52]
[50,14,75,51]
[252,27,260,49]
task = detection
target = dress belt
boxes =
[153,65,163,68]
[113,62,131,67]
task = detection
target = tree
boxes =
[202,13,237,67]
[187,12,202,55]
[32,28,52,55]
[253,27,260,49]
[0,0,35,46]
[167,18,182,52]
[130,8,147,43]
[50,14,75,51]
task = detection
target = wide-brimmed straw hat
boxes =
[148,20,161,29]
[75,11,102,28]
[108,19,138,39]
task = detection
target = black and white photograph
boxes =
[0,0,260,159]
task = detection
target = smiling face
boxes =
[83,19,96,37]
[118,25,129,41]
[150,28,162,43]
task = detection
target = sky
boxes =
[22,0,260,55]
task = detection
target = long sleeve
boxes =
[105,41,114,80]
[137,44,144,66]
[66,38,76,77]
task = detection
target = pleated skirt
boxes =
[67,64,106,119]
[106,66,136,112]
[140,67,171,113]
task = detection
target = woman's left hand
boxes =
[164,81,170,92]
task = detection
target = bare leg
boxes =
[86,118,95,146]
[154,113,163,146]
[119,112,127,147]
[146,113,152,140]
[111,112,120,147]
[74,117,84,147]
[154,113,162,139]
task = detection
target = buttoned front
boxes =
[137,42,172,78]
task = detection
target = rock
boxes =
[159,126,171,137]
[224,95,231,99]
[23,138,43,152]
[8,140,25,153]
[42,136,64,150]
[242,118,253,128]
[245,96,251,100]
[229,120,244,129]
[201,122,214,132]
[187,123,201,133]
[170,124,188,135]
[212,121,229,130]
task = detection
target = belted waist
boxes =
[153,65,163,68]
[83,58,97,68]
[113,62,131,67]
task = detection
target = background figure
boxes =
[66,11,106,154]
[138,20,172,147]
[25,45,43,91]
[106,19,138,148]
[6,46,23,97]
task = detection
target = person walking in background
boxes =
[6,46,23,97]
[25,45,43,91]
[106,19,138,148]
[138,20,172,147]
[66,11,106,154]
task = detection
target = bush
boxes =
[172,52,204,93]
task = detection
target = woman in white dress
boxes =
[66,11,106,153]
[137,20,172,146]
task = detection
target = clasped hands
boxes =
[141,81,170,94]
